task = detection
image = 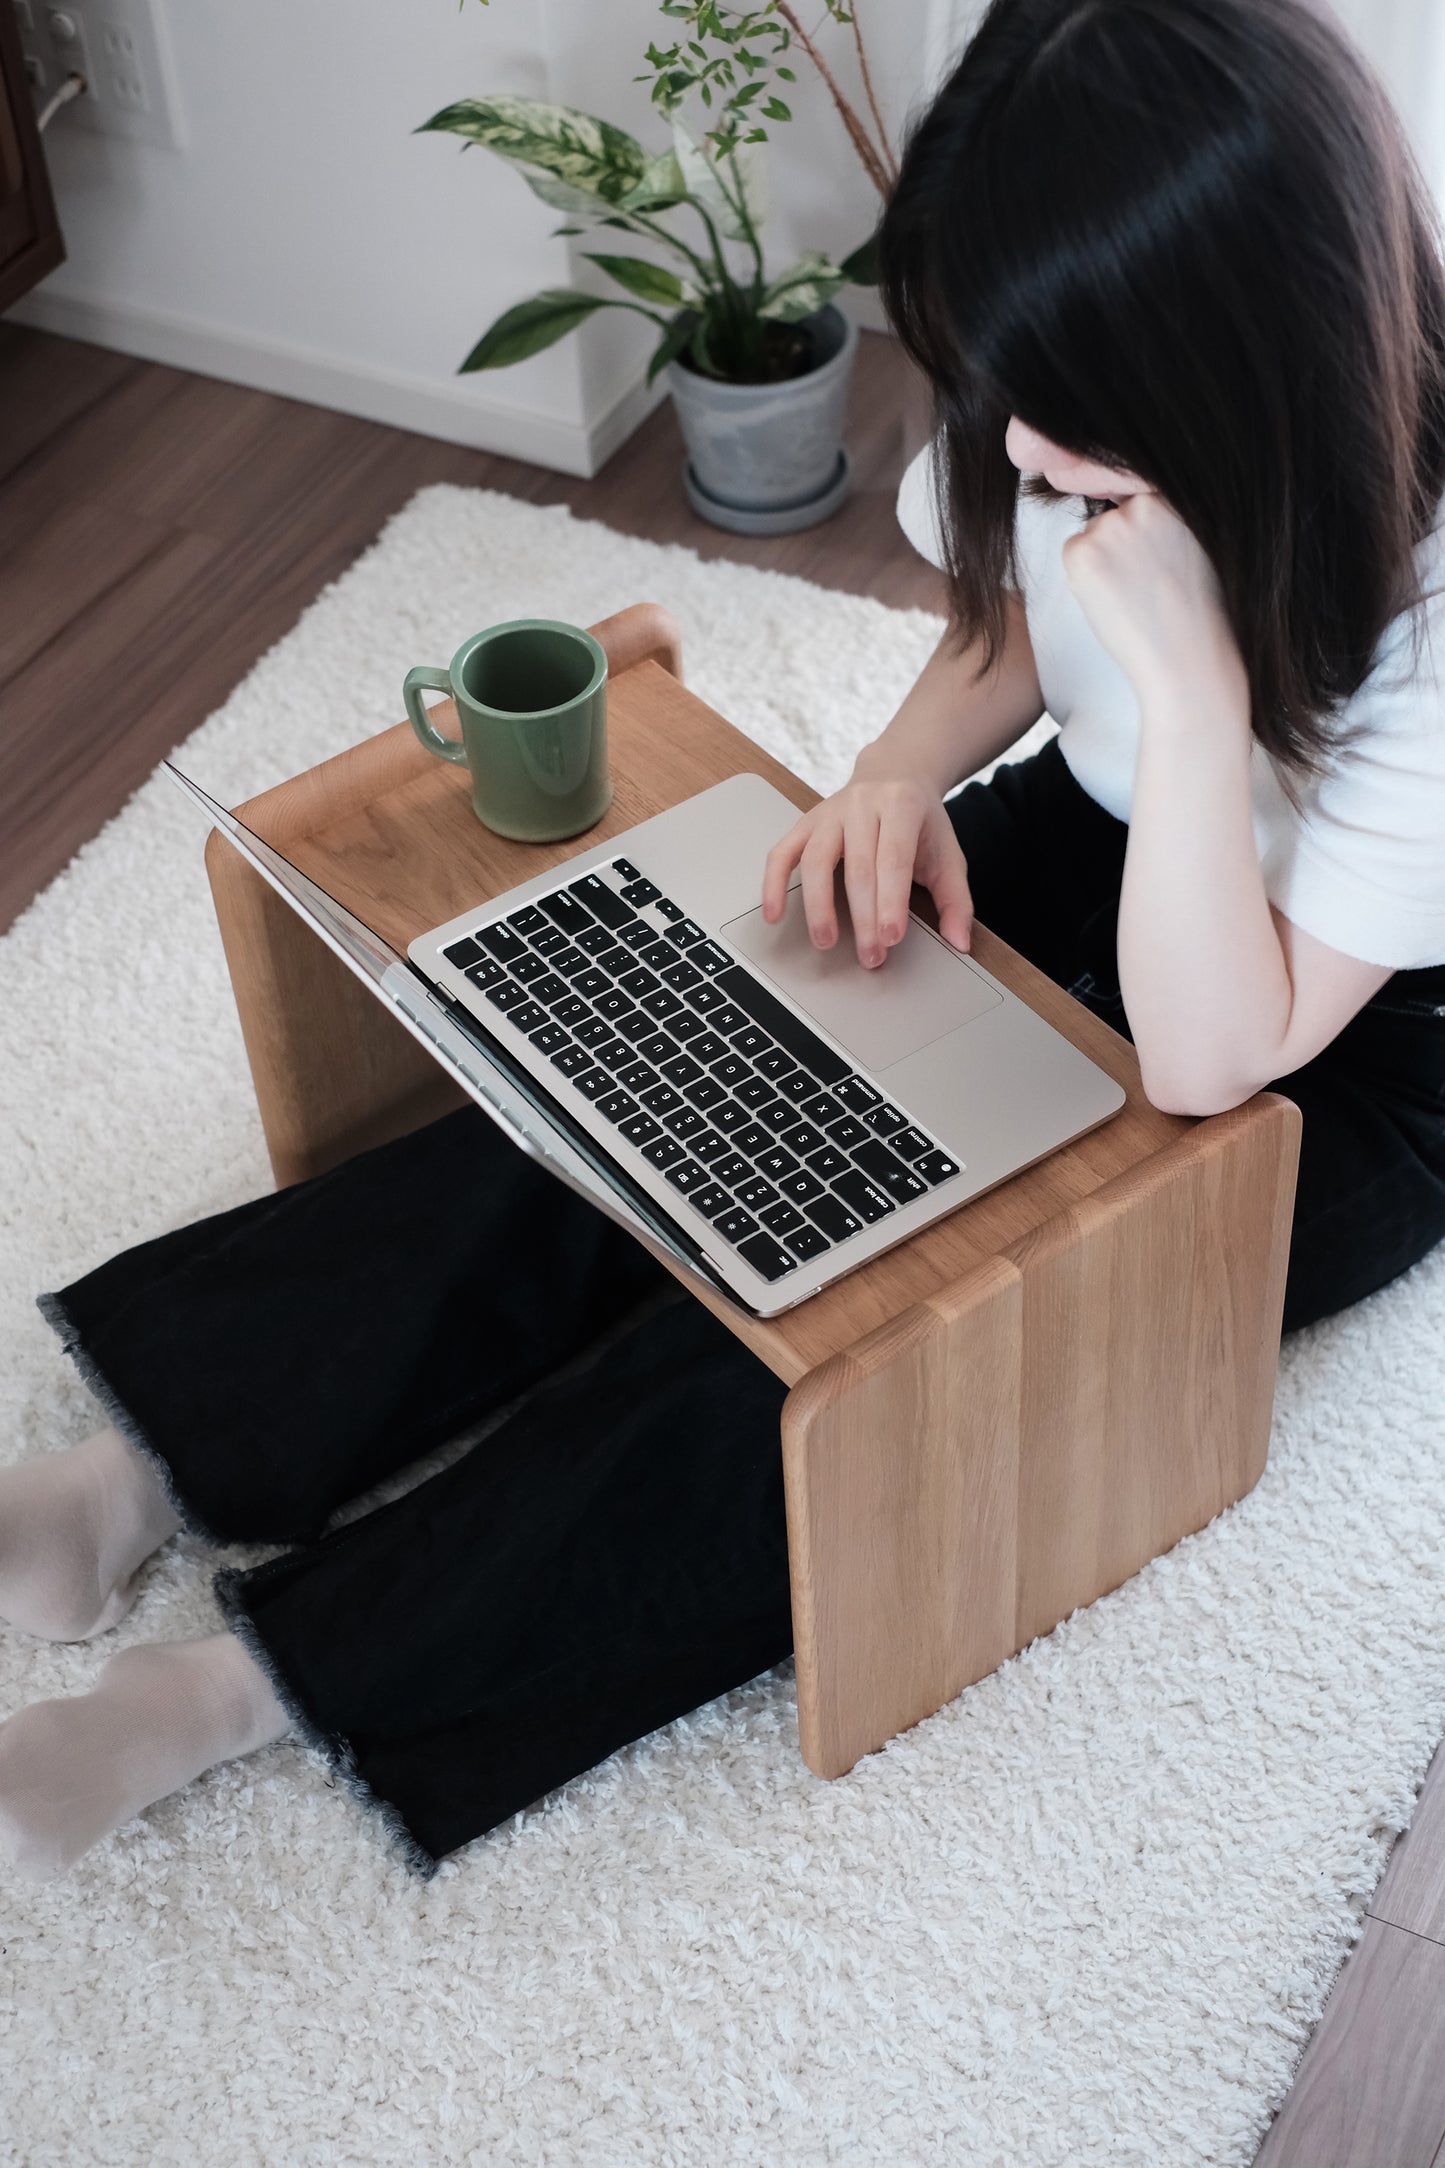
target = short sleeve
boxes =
[1261,579,1445,970]
[896,443,948,570]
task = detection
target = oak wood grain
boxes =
[1371,1741,1445,1948]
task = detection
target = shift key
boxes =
[852,1138,927,1204]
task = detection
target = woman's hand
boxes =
[760,773,975,968]
[1061,492,1244,708]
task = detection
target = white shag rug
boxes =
[3,484,1444,2168]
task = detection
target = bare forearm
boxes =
[851,594,1044,796]
[1118,664,1293,1111]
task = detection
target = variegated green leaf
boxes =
[419,95,648,207]
[459,288,614,372]
[669,118,766,241]
[619,148,687,211]
[757,250,847,322]
[646,311,699,385]
[583,254,694,307]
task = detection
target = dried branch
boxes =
[775,1,892,198]
[849,5,898,184]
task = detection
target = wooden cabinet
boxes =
[0,1,63,313]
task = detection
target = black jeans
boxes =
[39,740,1445,1872]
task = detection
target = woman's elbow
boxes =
[1137,1063,1261,1120]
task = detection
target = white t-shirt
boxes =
[896,445,1445,970]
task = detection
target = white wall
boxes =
[13,0,941,474]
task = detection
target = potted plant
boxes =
[419,1,896,534]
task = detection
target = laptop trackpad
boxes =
[721,883,1001,1075]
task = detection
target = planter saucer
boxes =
[683,449,852,536]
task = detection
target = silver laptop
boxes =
[171,763,1124,1320]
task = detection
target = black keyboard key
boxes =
[574,970,612,1002]
[553,996,590,1028]
[616,1010,657,1042]
[780,1122,826,1158]
[777,1070,818,1104]
[619,1112,663,1147]
[714,1206,760,1245]
[688,1032,728,1066]
[834,1075,882,1114]
[715,965,849,1086]
[655,898,684,923]
[690,982,727,1015]
[643,1136,686,1171]
[620,877,661,907]
[756,1097,798,1132]
[691,1183,734,1219]
[827,1114,870,1152]
[736,1176,779,1213]
[734,1077,775,1111]
[618,1061,658,1093]
[807,1145,850,1182]
[711,1005,751,1038]
[641,990,685,1021]
[575,923,617,957]
[464,959,506,991]
[755,1145,799,1182]
[685,1076,727,1111]
[669,1011,707,1043]
[574,1067,612,1102]
[550,1044,593,1077]
[833,1169,895,1223]
[778,1167,825,1205]
[915,1149,962,1185]
[593,988,634,1021]
[509,1002,550,1033]
[612,856,641,881]
[477,922,527,964]
[665,1157,710,1195]
[806,1194,863,1243]
[661,1053,704,1088]
[753,1047,796,1082]
[573,1015,614,1048]
[510,953,549,985]
[737,1232,797,1283]
[443,936,486,970]
[538,891,593,936]
[552,945,589,977]
[670,918,706,948]
[532,973,570,1006]
[639,941,676,971]
[530,925,567,956]
[691,1129,730,1165]
[597,1089,639,1124]
[732,1122,773,1158]
[731,1026,772,1061]
[593,1037,635,1071]
[505,906,547,937]
[617,920,654,951]
[785,1225,831,1262]
[713,1153,753,1188]
[593,943,633,975]
[619,966,660,1000]
[710,1054,753,1090]
[661,960,705,994]
[485,981,529,1013]
[866,1103,910,1139]
[852,1140,928,1204]
[692,942,731,975]
[889,1126,933,1162]
[637,1032,679,1066]
[712,1102,749,1135]
[529,1022,571,1055]
[800,1090,846,1126]
[665,1107,706,1139]
[568,873,634,929]
[641,1083,683,1116]
[761,1200,806,1236]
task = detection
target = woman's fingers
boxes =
[920,813,975,952]
[798,818,845,948]
[875,799,924,952]
[842,805,883,966]
[761,818,810,923]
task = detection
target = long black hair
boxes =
[878,0,1445,772]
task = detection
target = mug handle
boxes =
[403,666,469,764]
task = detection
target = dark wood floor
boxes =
[0,322,941,936]
[2,320,1443,2163]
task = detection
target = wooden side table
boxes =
[206,603,1300,1783]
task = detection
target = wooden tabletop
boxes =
[236,647,1188,1385]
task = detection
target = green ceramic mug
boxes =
[403,619,611,842]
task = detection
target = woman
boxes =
[3,0,1443,1882]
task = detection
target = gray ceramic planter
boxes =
[667,303,859,535]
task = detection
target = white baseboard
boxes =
[8,286,667,477]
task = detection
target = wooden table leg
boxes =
[780,1093,1300,1779]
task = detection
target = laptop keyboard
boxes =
[440,856,962,1285]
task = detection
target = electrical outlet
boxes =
[13,0,183,148]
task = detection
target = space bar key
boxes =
[714,965,849,1086]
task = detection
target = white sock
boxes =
[0,1632,289,1882]
[0,1428,182,1641]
